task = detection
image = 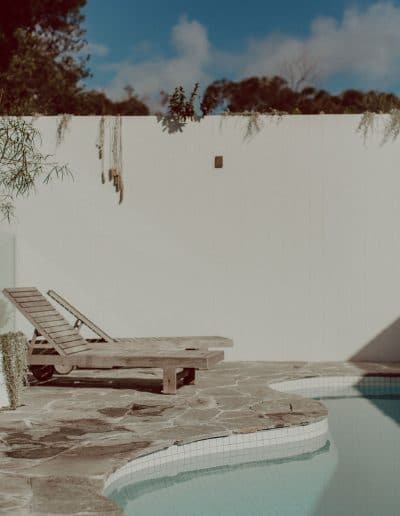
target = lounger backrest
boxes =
[47,290,114,343]
[3,288,91,356]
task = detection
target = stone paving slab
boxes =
[0,361,399,515]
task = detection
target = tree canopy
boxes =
[201,76,400,115]
[0,0,149,115]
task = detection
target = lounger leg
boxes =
[162,367,177,394]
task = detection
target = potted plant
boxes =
[0,331,28,410]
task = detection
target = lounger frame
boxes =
[3,288,227,394]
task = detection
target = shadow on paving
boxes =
[31,374,164,394]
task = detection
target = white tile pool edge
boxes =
[103,374,398,496]
[270,374,400,393]
[104,419,328,495]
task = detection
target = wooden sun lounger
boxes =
[3,287,226,394]
[47,289,233,350]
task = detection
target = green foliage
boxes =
[75,88,149,116]
[157,84,201,133]
[201,76,400,115]
[0,1,89,115]
[0,1,149,115]
[0,117,71,220]
[0,331,28,410]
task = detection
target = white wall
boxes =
[2,115,400,362]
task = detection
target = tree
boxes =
[280,51,317,92]
[0,0,89,114]
[0,1,150,115]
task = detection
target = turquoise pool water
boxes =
[108,383,400,516]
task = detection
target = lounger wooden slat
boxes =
[6,287,37,293]
[3,287,228,394]
[16,296,47,303]
[35,315,65,323]
[26,306,58,314]
[47,327,77,335]
[30,310,61,318]
[48,329,77,338]
[54,335,84,345]
[21,301,51,309]
[41,320,71,329]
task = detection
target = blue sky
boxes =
[83,1,400,107]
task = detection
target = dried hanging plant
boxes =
[0,332,28,410]
[97,116,124,203]
[221,110,283,141]
[243,112,264,140]
[109,115,124,204]
[96,116,106,184]
[357,112,376,143]
[56,114,72,146]
[357,109,400,146]
[382,109,400,144]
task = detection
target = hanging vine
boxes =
[110,115,124,203]
[56,114,72,146]
[96,116,106,184]
[220,110,284,140]
[357,111,376,142]
[357,109,400,145]
[96,116,124,204]
[0,332,28,410]
[382,109,400,144]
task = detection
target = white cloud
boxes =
[103,16,211,110]
[86,41,109,57]
[101,2,400,109]
[236,2,400,89]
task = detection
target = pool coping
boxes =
[103,373,400,498]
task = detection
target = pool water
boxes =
[108,383,400,516]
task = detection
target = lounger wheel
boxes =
[29,365,55,382]
[54,364,74,375]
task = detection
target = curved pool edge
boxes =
[104,418,329,496]
[103,373,400,498]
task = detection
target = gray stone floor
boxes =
[0,361,399,515]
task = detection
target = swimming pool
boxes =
[105,377,400,516]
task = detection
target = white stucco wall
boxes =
[2,115,400,362]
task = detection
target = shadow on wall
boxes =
[349,316,400,362]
